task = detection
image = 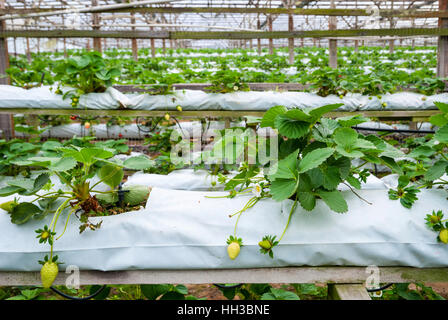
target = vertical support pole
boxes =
[162,39,166,55]
[0,0,13,140]
[92,0,102,53]
[25,33,31,63]
[411,19,415,48]
[354,0,359,52]
[257,16,262,56]
[288,14,294,64]
[131,13,138,61]
[329,0,337,68]
[438,0,448,77]
[62,15,67,58]
[150,27,156,58]
[268,15,273,55]
[389,0,395,53]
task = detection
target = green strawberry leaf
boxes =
[333,127,358,148]
[307,103,343,119]
[270,178,298,201]
[10,202,42,225]
[123,156,154,170]
[424,161,448,181]
[49,157,77,172]
[98,164,124,188]
[316,190,348,213]
[260,105,287,128]
[435,124,448,144]
[274,115,309,139]
[298,148,334,173]
[269,148,300,181]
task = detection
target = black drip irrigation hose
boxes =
[213,283,244,289]
[172,116,188,139]
[50,285,107,300]
[136,116,162,133]
[117,182,130,208]
[353,126,435,134]
[366,283,394,293]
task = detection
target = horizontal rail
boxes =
[0,267,447,286]
[114,83,443,94]
[1,108,441,121]
[114,83,309,92]
[1,7,447,19]
[2,28,448,39]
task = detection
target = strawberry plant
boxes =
[217,104,403,259]
[0,146,152,287]
[206,67,249,93]
[53,51,120,105]
[387,102,448,241]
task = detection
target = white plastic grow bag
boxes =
[124,169,236,191]
[0,85,445,111]
[0,173,447,271]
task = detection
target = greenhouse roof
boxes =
[0,1,442,50]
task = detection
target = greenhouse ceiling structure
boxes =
[0,0,443,52]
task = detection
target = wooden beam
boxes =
[92,0,102,52]
[0,109,439,121]
[150,26,155,58]
[0,0,13,140]
[115,83,309,92]
[0,267,447,286]
[2,28,447,39]
[268,14,273,55]
[438,0,448,77]
[329,0,337,69]
[328,284,372,300]
[3,7,447,18]
[288,13,294,64]
[130,7,138,61]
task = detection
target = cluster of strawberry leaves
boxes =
[53,51,121,103]
[223,103,404,259]
[262,104,402,209]
[0,145,153,286]
[387,102,448,241]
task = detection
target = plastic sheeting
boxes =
[15,123,148,139]
[124,169,235,191]
[0,85,444,112]
[0,172,447,271]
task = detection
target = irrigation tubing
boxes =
[366,283,394,293]
[213,283,244,289]
[50,285,108,300]
[353,126,435,134]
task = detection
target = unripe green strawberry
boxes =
[41,262,59,288]
[439,229,448,244]
[430,215,441,224]
[258,240,272,250]
[0,201,16,213]
[227,242,240,260]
